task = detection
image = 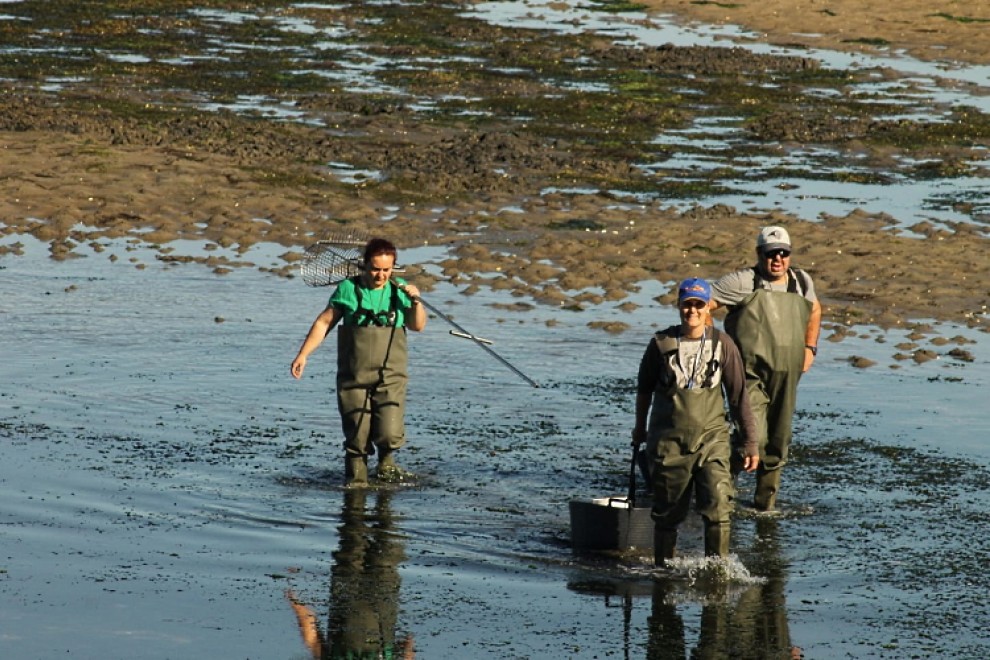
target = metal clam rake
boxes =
[299,236,539,388]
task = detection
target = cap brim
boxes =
[760,242,790,252]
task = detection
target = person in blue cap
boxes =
[632,277,759,567]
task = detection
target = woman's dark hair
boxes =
[363,237,398,265]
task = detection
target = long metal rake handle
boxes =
[413,295,540,388]
[300,239,539,387]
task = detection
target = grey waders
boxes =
[724,272,812,510]
[704,522,730,558]
[754,467,782,511]
[345,455,369,487]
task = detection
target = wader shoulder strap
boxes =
[653,331,679,357]
[352,277,371,326]
[653,330,679,389]
[352,280,400,327]
[653,328,722,388]
[389,280,402,323]
[702,328,721,388]
[792,268,811,297]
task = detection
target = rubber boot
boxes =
[654,528,677,568]
[345,455,368,487]
[703,522,730,558]
[377,446,411,482]
[754,468,782,511]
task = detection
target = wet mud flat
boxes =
[2,239,990,658]
[0,0,987,353]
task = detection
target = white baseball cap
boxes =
[756,226,791,252]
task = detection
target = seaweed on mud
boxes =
[0,420,55,440]
[1,0,981,212]
[865,108,990,150]
[842,37,892,47]
[564,377,638,408]
[930,13,990,24]
[2,0,989,331]
[548,219,607,232]
[589,0,650,13]
[793,435,990,494]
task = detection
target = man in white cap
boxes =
[709,227,822,511]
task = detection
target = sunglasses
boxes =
[679,299,707,310]
[763,249,791,260]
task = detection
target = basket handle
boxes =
[627,446,637,509]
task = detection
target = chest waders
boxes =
[724,269,812,510]
[647,330,734,565]
[336,285,408,485]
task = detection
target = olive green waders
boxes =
[649,379,735,566]
[725,287,811,510]
[337,324,408,486]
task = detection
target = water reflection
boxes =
[287,489,414,659]
[569,517,802,659]
[727,517,802,660]
[649,517,802,659]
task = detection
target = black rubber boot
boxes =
[703,522,730,558]
[754,468,782,511]
[654,528,677,568]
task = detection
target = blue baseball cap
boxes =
[677,277,711,304]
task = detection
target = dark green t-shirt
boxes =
[330,277,413,327]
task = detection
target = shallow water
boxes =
[2,235,989,658]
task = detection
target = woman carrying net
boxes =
[291,237,427,486]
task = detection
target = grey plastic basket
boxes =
[569,447,654,552]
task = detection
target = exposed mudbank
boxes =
[0,0,987,350]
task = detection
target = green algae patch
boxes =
[930,13,990,24]
[590,0,650,12]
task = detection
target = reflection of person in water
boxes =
[286,489,414,659]
[726,518,803,659]
[646,518,803,659]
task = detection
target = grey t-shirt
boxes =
[710,267,817,307]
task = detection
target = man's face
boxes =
[759,247,791,280]
[364,253,395,289]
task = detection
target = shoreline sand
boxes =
[640,0,990,66]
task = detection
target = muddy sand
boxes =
[0,0,987,350]
[641,0,990,66]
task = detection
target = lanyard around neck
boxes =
[678,328,707,389]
